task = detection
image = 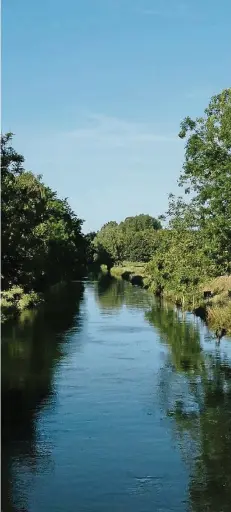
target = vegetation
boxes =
[111,261,147,279]
[146,89,231,303]
[92,214,162,268]
[1,286,43,323]
[95,89,231,333]
[203,276,231,332]
[1,88,231,332]
[1,133,88,320]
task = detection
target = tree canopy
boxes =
[146,88,231,301]
[92,88,231,306]
[92,214,162,265]
[1,133,87,291]
[170,88,231,273]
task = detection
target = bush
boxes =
[17,291,42,311]
[1,287,43,322]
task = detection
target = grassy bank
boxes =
[111,262,147,279]
[109,263,231,335]
[201,276,231,333]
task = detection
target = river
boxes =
[2,275,231,512]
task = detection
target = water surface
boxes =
[2,276,231,511]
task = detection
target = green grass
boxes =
[201,276,231,334]
[111,261,147,278]
[111,263,231,335]
[207,302,231,333]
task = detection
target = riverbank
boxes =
[110,263,231,335]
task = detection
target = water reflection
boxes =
[1,282,84,512]
[146,302,231,512]
[95,273,154,313]
[146,305,203,375]
[96,278,231,510]
[94,274,124,313]
[2,277,231,511]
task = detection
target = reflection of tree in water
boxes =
[95,274,154,314]
[146,304,203,375]
[1,282,84,512]
[94,274,125,313]
[146,302,231,511]
[124,284,154,311]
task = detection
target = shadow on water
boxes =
[146,302,231,512]
[1,281,84,512]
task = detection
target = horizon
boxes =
[2,0,231,233]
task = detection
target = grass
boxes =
[110,261,147,278]
[111,263,231,335]
[201,275,231,333]
[202,275,231,299]
[207,302,231,332]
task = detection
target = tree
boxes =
[93,214,162,266]
[123,229,158,262]
[120,214,162,232]
[146,89,231,302]
[177,88,231,273]
[84,232,97,265]
[93,223,124,263]
[1,133,86,291]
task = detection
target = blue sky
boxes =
[2,0,231,232]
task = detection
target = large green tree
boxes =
[147,88,231,301]
[1,133,86,291]
[177,88,231,273]
[93,222,124,264]
[120,214,162,233]
[93,214,162,265]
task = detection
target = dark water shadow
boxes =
[1,281,85,512]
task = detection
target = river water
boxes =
[2,276,231,512]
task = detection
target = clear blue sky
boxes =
[2,0,231,232]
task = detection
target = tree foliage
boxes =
[146,88,231,301]
[1,133,87,291]
[93,89,231,303]
[2,88,231,305]
[175,89,231,271]
[93,214,162,265]
[120,214,162,232]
